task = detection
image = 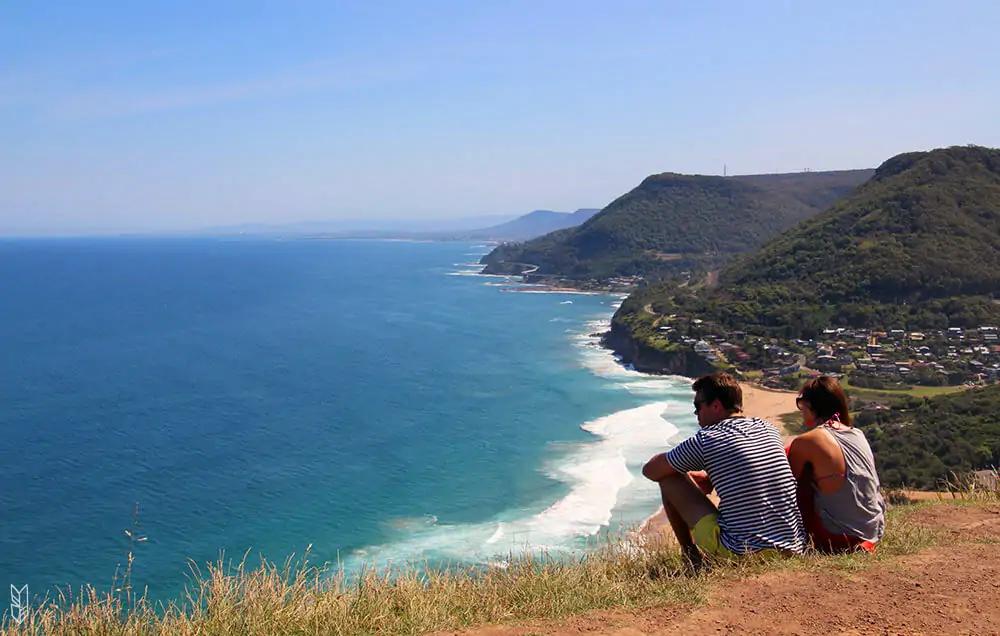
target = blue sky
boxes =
[2,1,998,235]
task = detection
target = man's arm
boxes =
[645,434,705,482]
[642,453,679,481]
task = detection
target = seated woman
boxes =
[787,376,886,553]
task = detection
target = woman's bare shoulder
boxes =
[788,428,827,451]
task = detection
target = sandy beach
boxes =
[739,381,800,437]
[638,381,800,541]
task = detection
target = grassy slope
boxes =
[7,499,996,634]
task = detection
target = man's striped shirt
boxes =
[666,416,806,554]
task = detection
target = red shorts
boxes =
[797,476,877,553]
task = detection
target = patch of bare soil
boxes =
[445,505,1000,636]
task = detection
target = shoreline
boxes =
[638,381,800,541]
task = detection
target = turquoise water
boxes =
[0,238,696,601]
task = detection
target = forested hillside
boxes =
[617,146,1000,337]
[857,384,1000,489]
[480,169,872,281]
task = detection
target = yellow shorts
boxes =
[691,513,737,559]
[692,514,784,561]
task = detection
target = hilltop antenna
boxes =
[724,164,727,177]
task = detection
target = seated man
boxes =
[643,372,806,565]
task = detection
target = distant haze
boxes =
[2,1,998,236]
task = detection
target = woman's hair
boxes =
[799,376,852,427]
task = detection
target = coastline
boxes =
[638,381,800,541]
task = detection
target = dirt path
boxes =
[446,504,1000,636]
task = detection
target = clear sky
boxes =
[2,1,998,235]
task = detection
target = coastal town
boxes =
[645,312,1000,391]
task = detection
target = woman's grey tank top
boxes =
[813,427,887,542]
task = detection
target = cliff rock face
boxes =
[601,321,715,378]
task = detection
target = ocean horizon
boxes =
[0,237,696,603]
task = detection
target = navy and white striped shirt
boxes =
[666,416,806,554]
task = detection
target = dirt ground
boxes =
[444,503,1000,636]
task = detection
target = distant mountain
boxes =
[200,214,520,237]
[616,145,1000,337]
[480,169,873,281]
[456,208,600,241]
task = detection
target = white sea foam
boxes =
[342,306,695,572]
[484,281,544,287]
[344,402,682,569]
[560,300,573,304]
[447,271,513,278]
[499,289,604,295]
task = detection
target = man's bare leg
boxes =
[657,473,719,568]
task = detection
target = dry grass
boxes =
[941,468,1000,502]
[1,482,992,635]
[2,535,708,635]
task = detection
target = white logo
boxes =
[9,584,27,626]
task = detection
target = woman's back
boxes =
[812,427,886,542]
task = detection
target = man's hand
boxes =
[689,470,714,495]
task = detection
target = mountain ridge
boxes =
[480,169,873,282]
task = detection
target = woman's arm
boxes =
[787,434,819,479]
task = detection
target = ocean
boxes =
[0,238,696,602]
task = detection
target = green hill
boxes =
[618,146,1000,337]
[856,384,1000,489]
[480,169,872,282]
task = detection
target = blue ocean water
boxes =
[0,238,696,602]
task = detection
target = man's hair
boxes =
[692,371,743,412]
[799,376,852,427]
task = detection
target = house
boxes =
[814,355,842,372]
[861,402,890,411]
